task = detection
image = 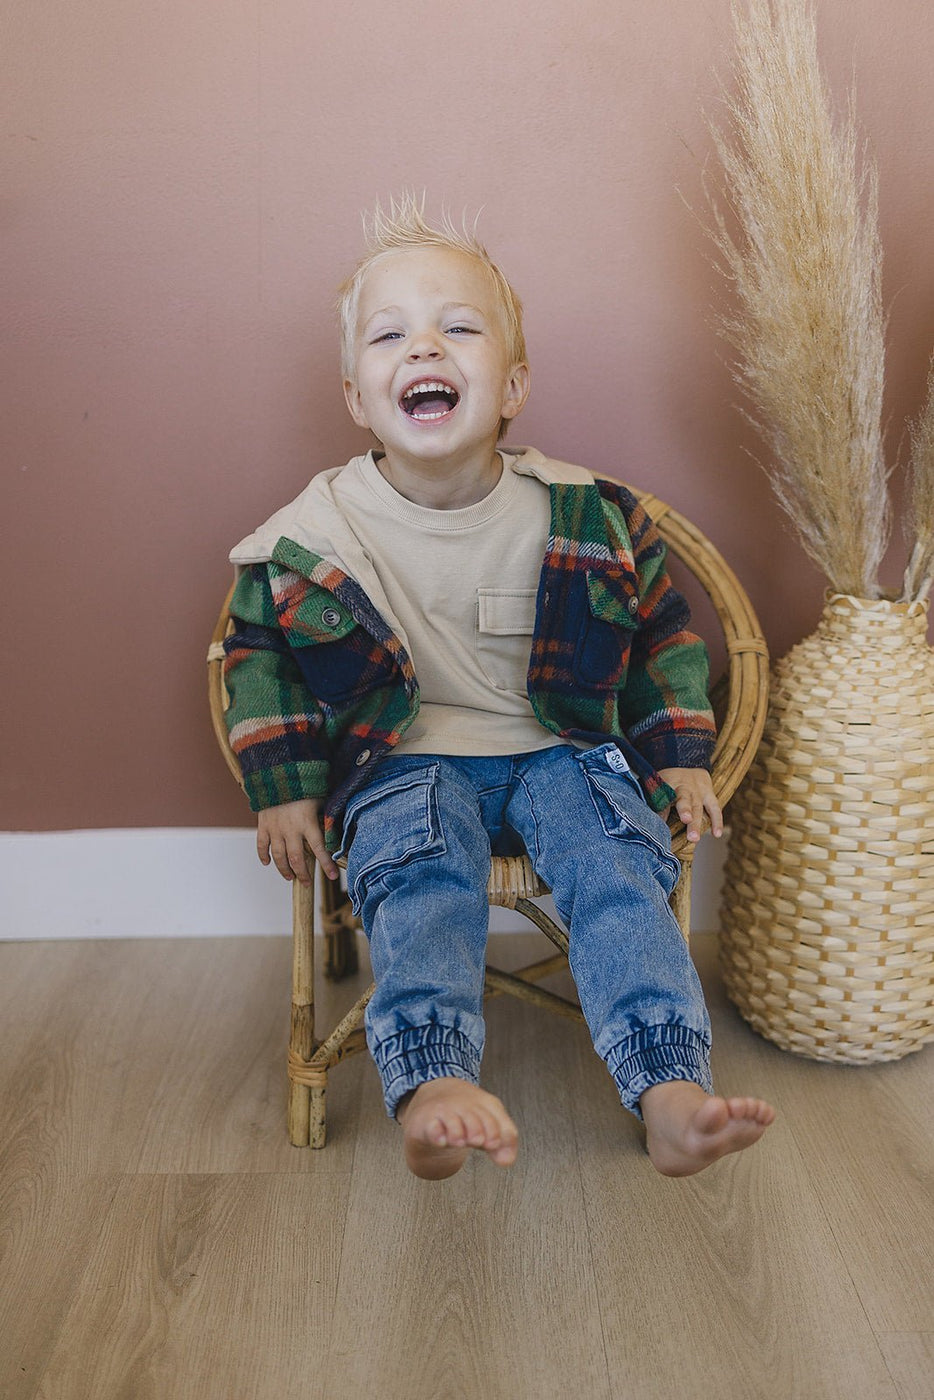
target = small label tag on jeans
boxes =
[604,747,630,774]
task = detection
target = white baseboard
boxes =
[0,828,727,941]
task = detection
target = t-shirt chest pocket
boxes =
[475,587,538,693]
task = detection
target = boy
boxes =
[224,198,774,1180]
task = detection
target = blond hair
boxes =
[337,193,527,384]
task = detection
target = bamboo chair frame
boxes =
[207,484,769,1146]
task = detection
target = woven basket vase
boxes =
[720,593,934,1063]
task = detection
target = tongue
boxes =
[411,396,452,418]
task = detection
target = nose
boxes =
[406,328,444,362]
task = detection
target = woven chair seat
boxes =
[488,855,548,907]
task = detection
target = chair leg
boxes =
[288,875,317,1147]
[670,855,693,943]
[322,876,360,980]
[309,1083,327,1149]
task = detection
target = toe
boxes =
[727,1096,773,1125]
[493,1116,519,1159]
[475,1109,501,1147]
[695,1095,729,1136]
[426,1116,448,1146]
[489,1138,518,1166]
[459,1110,487,1147]
[444,1114,469,1147]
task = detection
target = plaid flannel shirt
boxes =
[223,465,716,852]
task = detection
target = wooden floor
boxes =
[1,930,931,1400]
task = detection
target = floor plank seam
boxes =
[316,1090,365,1399]
[567,1058,616,1398]
[873,1327,924,1400]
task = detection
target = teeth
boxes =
[402,380,456,399]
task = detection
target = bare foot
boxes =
[641,1080,775,1177]
[395,1078,519,1180]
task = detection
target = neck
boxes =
[374,445,504,509]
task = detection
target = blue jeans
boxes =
[338,743,712,1121]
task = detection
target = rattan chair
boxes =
[207,484,769,1147]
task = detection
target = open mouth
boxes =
[399,379,460,422]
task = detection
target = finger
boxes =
[256,831,271,866]
[268,840,295,882]
[678,801,703,842]
[307,837,339,882]
[286,837,313,886]
[705,793,724,838]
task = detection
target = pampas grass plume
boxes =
[709,0,890,598]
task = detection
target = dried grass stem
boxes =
[710,0,890,597]
[902,360,934,603]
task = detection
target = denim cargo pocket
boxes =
[338,762,446,914]
[578,745,680,893]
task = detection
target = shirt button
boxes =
[355,749,371,766]
[628,595,640,616]
[321,607,341,628]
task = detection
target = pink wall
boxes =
[3,0,933,831]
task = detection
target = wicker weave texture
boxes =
[720,594,934,1063]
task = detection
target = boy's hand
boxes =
[656,768,723,845]
[257,799,339,885]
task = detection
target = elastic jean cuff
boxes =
[371,1023,483,1119]
[606,1025,713,1120]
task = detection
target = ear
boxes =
[343,378,370,429]
[501,362,531,422]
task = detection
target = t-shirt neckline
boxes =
[361,450,519,531]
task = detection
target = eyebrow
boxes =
[362,301,486,332]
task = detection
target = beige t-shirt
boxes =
[331,451,565,756]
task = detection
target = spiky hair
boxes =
[336,193,526,382]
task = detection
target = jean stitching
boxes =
[474,779,510,799]
[580,766,679,886]
[513,767,543,869]
[605,1025,713,1116]
[371,1023,484,1116]
[356,747,710,1123]
[348,768,447,912]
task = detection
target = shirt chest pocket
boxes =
[281,586,395,703]
[573,567,639,689]
[475,588,537,693]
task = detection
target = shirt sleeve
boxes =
[603,489,717,771]
[222,565,331,811]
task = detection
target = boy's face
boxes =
[343,246,530,468]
